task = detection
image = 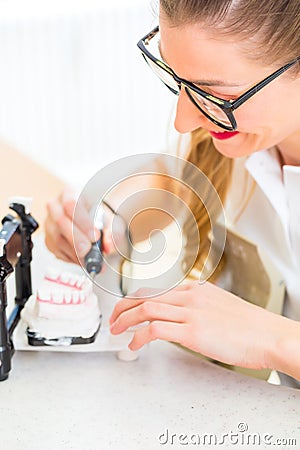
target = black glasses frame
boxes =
[137,26,300,131]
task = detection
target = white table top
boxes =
[0,342,299,450]
[1,238,300,449]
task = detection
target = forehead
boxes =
[158,17,267,86]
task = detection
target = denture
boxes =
[21,267,102,344]
[34,269,94,321]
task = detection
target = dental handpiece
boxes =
[84,206,104,280]
[84,232,103,280]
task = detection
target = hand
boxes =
[45,187,109,264]
[110,281,282,371]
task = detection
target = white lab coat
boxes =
[224,147,300,387]
[225,147,300,321]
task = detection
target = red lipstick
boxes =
[209,131,239,140]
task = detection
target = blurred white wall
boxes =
[0,0,177,186]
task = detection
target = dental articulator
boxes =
[0,198,137,382]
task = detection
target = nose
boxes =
[174,88,208,133]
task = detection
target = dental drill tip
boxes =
[84,237,103,276]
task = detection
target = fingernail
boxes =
[77,242,91,256]
[110,323,118,334]
[88,231,96,242]
[103,238,113,254]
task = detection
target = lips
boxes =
[209,130,240,140]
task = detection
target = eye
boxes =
[198,86,238,101]
[209,90,236,101]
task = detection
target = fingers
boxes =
[109,282,202,352]
[47,199,74,245]
[69,192,100,243]
[44,212,77,261]
[58,193,96,257]
[109,289,186,325]
[110,302,186,334]
[109,298,147,326]
[45,199,88,261]
[45,188,101,263]
[128,321,189,351]
[172,282,196,292]
[72,224,95,259]
[102,228,114,254]
[126,287,166,299]
[102,208,127,255]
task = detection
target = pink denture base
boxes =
[44,276,83,290]
[37,295,85,305]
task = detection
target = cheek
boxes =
[234,94,280,132]
[233,82,294,133]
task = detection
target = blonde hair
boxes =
[182,129,233,279]
[160,0,300,66]
[160,0,300,278]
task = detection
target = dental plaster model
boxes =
[21,268,101,346]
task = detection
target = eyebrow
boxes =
[157,40,246,88]
[191,79,245,88]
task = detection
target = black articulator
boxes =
[0,198,38,381]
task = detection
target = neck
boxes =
[277,130,300,166]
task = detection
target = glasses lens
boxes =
[186,88,233,129]
[143,54,180,95]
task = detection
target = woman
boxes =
[46,0,300,383]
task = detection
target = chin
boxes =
[212,141,251,159]
[212,135,259,159]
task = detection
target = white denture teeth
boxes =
[22,266,102,341]
[60,272,71,284]
[79,292,86,304]
[76,276,86,289]
[64,292,72,304]
[45,267,60,281]
[52,291,64,304]
[82,278,93,293]
[68,276,79,287]
[72,292,80,304]
[37,289,51,302]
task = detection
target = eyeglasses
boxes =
[137,26,300,131]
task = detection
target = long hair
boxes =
[160,0,300,66]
